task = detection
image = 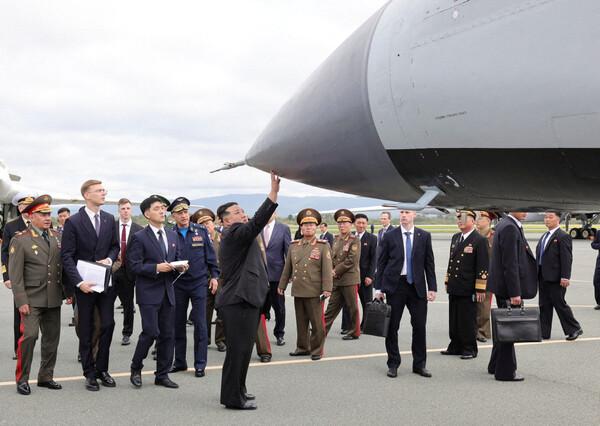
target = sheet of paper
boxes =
[170,260,189,268]
[76,260,108,293]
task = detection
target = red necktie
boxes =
[121,224,127,262]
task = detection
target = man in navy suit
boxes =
[377,211,394,241]
[536,211,582,341]
[318,223,334,247]
[61,179,119,391]
[375,210,437,379]
[261,213,291,346]
[127,195,187,389]
[487,212,537,381]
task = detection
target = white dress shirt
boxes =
[400,226,415,276]
[460,228,476,242]
[149,223,169,256]
[263,220,275,247]
[541,226,560,251]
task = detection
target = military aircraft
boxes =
[214,0,600,238]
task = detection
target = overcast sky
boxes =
[0,0,387,202]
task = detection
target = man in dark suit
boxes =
[216,172,280,410]
[127,195,187,389]
[61,179,120,391]
[341,213,377,331]
[318,223,334,247]
[377,211,394,241]
[112,198,143,346]
[375,210,437,379]
[487,212,537,381]
[536,211,582,340]
[261,213,291,346]
[590,230,600,310]
[2,193,34,360]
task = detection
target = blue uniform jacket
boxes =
[172,223,219,290]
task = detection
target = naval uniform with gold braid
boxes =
[279,237,333,357]
[9,226,64,385]
[444,231,489,357]
[324,234,361,338]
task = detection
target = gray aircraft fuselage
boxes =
[244,0,600,212]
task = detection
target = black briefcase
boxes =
[491,305,542,343]
[362,299,391,337]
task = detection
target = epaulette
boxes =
[291,239,302,245]
[13,230,28,239]
[347,234,356,240]
[191,223,207,231]
[316,239,328,244]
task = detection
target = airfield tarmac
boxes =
[0,232,598,425]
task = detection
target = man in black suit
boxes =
[61,179,120,391]
[318,223,334,247]
[216,172,279,410]
[2,193,34,360]
[374,210,437,379]
[536,211,582,340]
[112,198,143,346]
[590,230,600,310]
[261,213,291,346]
[377,211,394,241]
[127,195,187,389]
[341,213,377,331]
[487,212,537,382]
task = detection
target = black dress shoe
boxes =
[260,355,271,363]
[387,368,398,378]
[216,342,227,352]
[130,369,142,388]
[476,337,487,343]
[16,381,31,395]
[460,353,477,360]
[496,372,525,382]
[195,369,205,377]
[340,329,350,335]
[566,329,583,341]
[342,334,359,340]
[440,350,459,355]
[276,337,285,346]
[225,401,257,410]
[186,320,193,326]
[37,380,62,390]
[121,335,131,346]
[311,354,322,361]
[289,350,310,356]
[413,368,432,378]
[151,348,157,355]
[244,393,256,401]
[170,365,188,373]
[594,305,600,310]
[68,318,76,327]
[155,377,179,388]
[85,377,100,391]
[97,371,116,387]
[12,354,17,360]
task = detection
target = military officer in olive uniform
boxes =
[278,209,333,360]
[9,195,71,395]
[475,211,496,342]
[323,209,361,340]
[191,208,227,352]
[441,210,489,359]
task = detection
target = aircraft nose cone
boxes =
[245,4,418,201]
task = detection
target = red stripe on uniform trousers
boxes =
[320,301,326,356]
[15,313,26,382]
[260,314,271,353]
[354,285,361,337]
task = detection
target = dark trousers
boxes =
[76,288,116,378]
[324,285,361,338]
[264,281,285,338]
[131,295,175,379]
[220,302,260,408]
[174,285,208,370]
[446,294,478,356]
[539,280,580,338]
[594,258,600,305]
[206,287,225,345]
[114,270,135,337]
[488,299,518,380]
[341,278,373,330]
[13,302,20,354]
[385,280,428,370]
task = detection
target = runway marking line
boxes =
[1,337,598,387]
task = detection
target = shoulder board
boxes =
[13,230,28,239]
[291,239,302,245]
[193,223,207,230]
[316,239,328,244]
[348,234,356,240]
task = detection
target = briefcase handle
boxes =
[506,303,526,316]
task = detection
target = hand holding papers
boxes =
[77,260,111,293]
[169,260,189,285]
